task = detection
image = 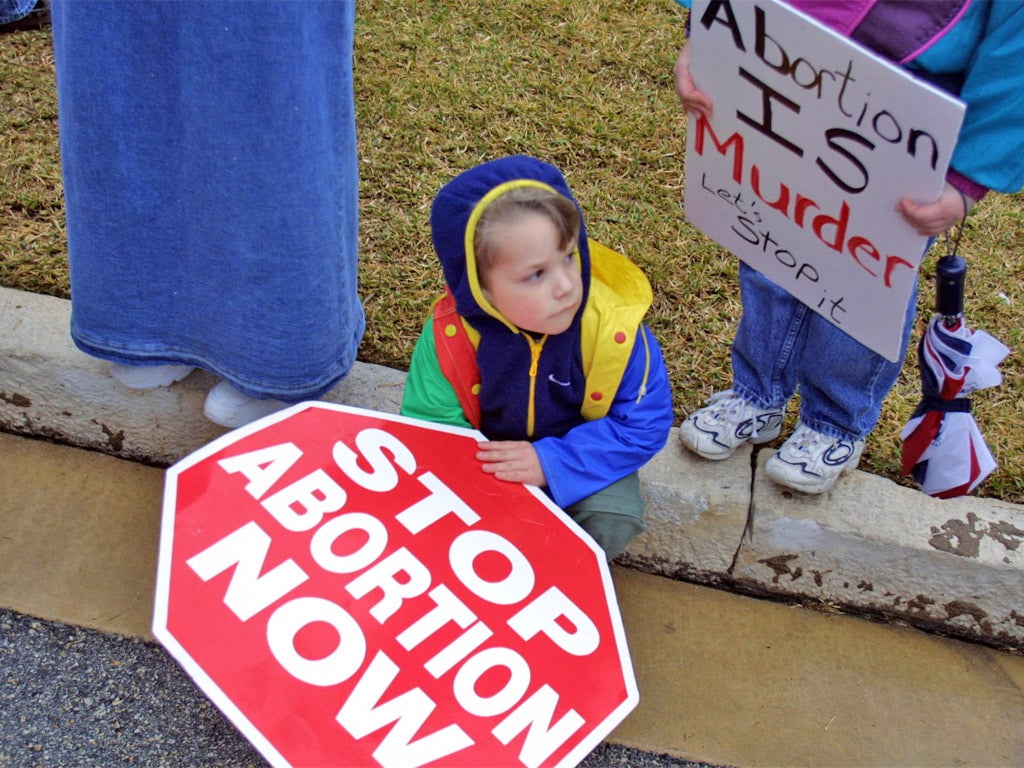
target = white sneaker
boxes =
[764,423,865,494]
[678,390,784,460]
[110,362,195,389]
[204,380,291,428]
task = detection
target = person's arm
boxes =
[900,3,1024,234]
[532,326,674,509]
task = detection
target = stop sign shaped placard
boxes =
[153,402,638,768]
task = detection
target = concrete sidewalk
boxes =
[3,285,1023,651]
[2,285,1024,766]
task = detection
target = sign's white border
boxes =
[153,401,638,768]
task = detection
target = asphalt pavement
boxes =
[0,608,717,768]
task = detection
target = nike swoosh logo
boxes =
[548,374,571,387]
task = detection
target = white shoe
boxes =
[204,380,291,428]
[764,423,865,494]
[110,362,195,389]
[678,390,784,460]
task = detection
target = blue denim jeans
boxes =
[730,263,918,441]
[0,0,37,24]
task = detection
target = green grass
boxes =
[3,1,1023,503]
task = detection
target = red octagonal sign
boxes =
[153,402,638,768]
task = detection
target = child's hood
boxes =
[429,155,592,329]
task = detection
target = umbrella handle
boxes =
[935,253,966,323]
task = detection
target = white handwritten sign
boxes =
[684,0,965,361]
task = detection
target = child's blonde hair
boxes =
[474,186,580,281]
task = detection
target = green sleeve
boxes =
[400,316,474,429]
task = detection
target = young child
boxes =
[673,0,1024,494]
[401,155,674,560]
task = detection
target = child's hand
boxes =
[475,440,547,487]
[898,182,973,236]
[674,42,714,119]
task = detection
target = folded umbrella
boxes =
[900,253,1009,498]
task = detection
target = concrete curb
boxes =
[3,286,1022,651]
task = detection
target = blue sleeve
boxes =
[533,325,675,509]
[944,1,1024,194]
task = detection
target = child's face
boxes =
[480,212,583,336]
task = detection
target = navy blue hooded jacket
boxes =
[403,156,674,507]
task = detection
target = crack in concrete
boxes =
[727,445,764,575]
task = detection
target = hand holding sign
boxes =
[898,183,975,237]
[673,43,712,121]
[681,0,964,361]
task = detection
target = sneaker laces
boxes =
[703,390,773,439]
[704,389,743,412]
[786,426,829,457]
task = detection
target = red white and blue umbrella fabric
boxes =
[901,255,1009,499]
